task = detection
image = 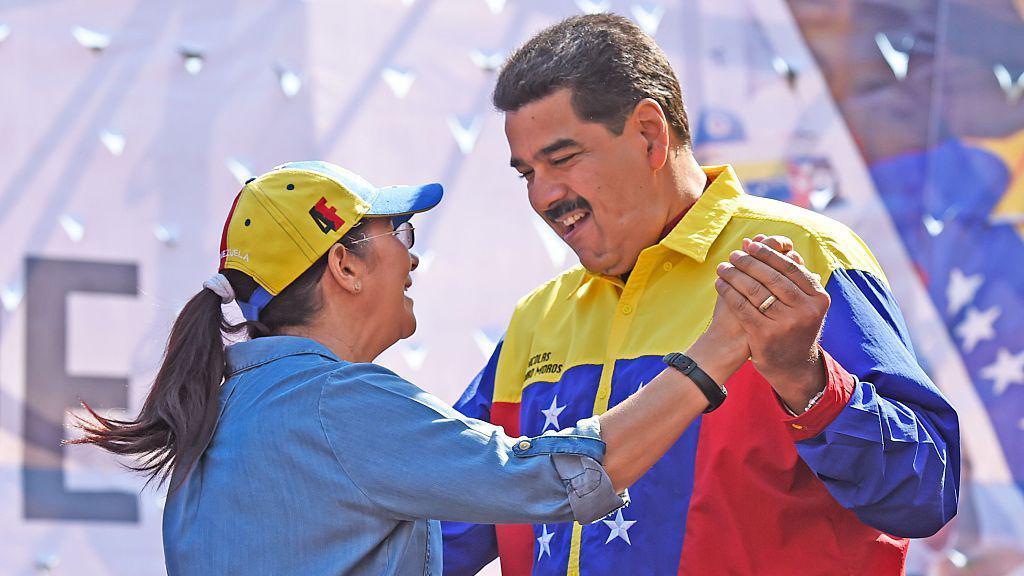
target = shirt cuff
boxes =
[775,348,856,441]
[551,454,628,524]
[511,416,626,524]
[510,416,607,461]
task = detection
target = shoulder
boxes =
[317,363,436,426]
[731,194,884,278]
[512,265,587,320]
[320,362,410,397]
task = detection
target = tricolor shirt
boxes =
[442,166,959,576]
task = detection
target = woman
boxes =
[72,161,788,575]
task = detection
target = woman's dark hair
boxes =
[67,221,371,491]
[493,13,691,147]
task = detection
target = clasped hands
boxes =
[703,234,832,414]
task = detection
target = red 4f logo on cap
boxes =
[309,197,346,233]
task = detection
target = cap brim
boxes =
[366,183,443,224]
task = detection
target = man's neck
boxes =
[619,157,708,283]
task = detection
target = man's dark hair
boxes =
[494,13,690,147]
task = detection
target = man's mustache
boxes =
[544,198,592,222]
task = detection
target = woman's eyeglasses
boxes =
[349,221,415,249]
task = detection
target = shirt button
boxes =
[621,304,633,315]
[518,440,531,450]
[791,424,804,430]
[663,262,673,272]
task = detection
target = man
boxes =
[442,13,959,576]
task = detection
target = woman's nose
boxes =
[409,252,420,272]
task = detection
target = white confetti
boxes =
[99,130,126,156]
[631,4,665,36]
[469,49,504,72]
[484,0,505,14]
[922,214,944,236]
[994,64,1024,104]
[399,342,429,371]
[225,157,254,185]
[34,552,61,573]
[180,47,205,75]
[808,186,836,212]
[772,56,798,87]
[381,67,415,99]
[153,225,178,246]
[59,214,85,242]
[947,549,968,568]
[447,115,483,155]
[71,25,110,51]
[1,285,23,311]
[277,67,302,98]
[875,33,910,81]
[184,56,203,74]
[576,0,611,14]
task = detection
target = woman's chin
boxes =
[401,314,417,339]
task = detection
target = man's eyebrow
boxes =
[538,138,580,157]
[510,138,582,169]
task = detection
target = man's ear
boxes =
[324,243,364,295]
[632,98,670,171]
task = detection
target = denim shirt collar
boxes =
[225,336,341,377]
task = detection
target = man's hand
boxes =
[713,239,830,413]
[700,235,804,366]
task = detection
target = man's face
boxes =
[505,89,666,276]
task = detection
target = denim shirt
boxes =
[162,336,624,575]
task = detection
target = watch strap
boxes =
[662,352,728,413]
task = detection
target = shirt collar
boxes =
[568,164,744,296]
[225,335,341,376]
[659,164,744,262]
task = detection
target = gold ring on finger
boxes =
[758,294,778,313]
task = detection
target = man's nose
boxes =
[409,252,420,272]
[531,176,570,215]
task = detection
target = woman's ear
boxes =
[324,243,364,295]
[632,98,670,171]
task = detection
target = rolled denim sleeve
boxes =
[317,363,625,525]
[513,417,628,524]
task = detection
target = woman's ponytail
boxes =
[68,287,243,491]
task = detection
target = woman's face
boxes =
[356,218,419,344]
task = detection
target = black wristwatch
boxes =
[662,352,728,413]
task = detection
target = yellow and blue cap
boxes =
[217,160,442,320]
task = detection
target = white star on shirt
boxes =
[635,380,647,394]
[537,525,555,560]
[980,348,1024,395]
[603,509,637,545]
[541,395,566,431]
[954,306,1001,353]
[946,268,984,316]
